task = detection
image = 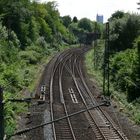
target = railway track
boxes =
[73,57,128,140]
[48,46,128,140]
[49,49,77,140]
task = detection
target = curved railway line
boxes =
[48,46,128,140]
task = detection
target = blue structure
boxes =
[96,14,103,23]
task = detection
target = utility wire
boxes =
[6,102,108,140]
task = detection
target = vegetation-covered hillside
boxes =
[0,0,100,136]
[86,11,140,124]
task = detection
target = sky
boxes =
[41,0,140,22]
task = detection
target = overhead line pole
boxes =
[103,38,106,94]
[106,22,110,96]
[103,22,110,95]
[94,22,98,70]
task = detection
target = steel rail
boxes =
[58,57,77,140]
[49,50,77,140]
[8,103,106,139]
[71,55,107,140]
[49,50,73,140]
[75,55,128,140]
[65,50,107,139]
[64,48,127,140]
[49,46,127,140]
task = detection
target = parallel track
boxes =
[72,52,128,140]
[49,49,77,140]
[49,46,128,140]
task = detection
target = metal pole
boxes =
[94,40,95,68]
[94,22,98,70]
[0,86,4,140]
[106,22,110,96]
[94,40,97,69]
[103,40,106,95]
[103,22,110,95]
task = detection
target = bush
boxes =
[19,50,41,64]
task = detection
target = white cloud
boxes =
[41,0,140,22]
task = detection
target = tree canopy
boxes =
[109,11,140,52]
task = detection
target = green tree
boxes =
[28,16,40,43]
[78,18,93,32]
[62,15,72,28]
[110,13,140,52]
[73,16,78,23]
[0,0,32,48]
[38,18,52,42]
[108,11,125,21]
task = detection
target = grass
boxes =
[85,46,140,125]
[3,44,77,137]
[3,51,52,136]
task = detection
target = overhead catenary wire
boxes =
[6,102,107,140]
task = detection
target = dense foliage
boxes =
[68,18,102,44]
[86,11,140,124]
[0,0,75,136]
[0,0,102,136]
[93,11,140,101]
[0,0,78,49]
[108,11,140,101]
[109,12,140,52]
